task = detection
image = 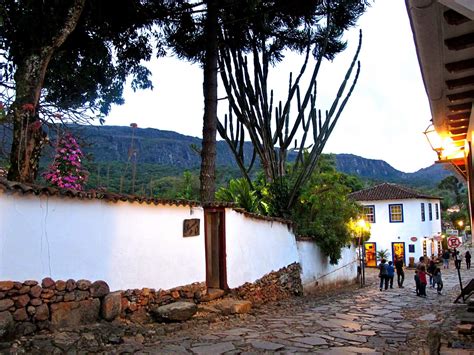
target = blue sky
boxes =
[105,0,436,173]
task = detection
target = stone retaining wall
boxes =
[0,278,110,338]
[0,263,302,339]
[120,282,207,323]
[231,262,303,305]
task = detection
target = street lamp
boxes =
[423,123,465,161]
[357,218,368,287]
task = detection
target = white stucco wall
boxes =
[361,198,442,264]
[297,240,357,289]
[0,192,206,291]
[224,210,300,288]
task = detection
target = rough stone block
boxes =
[13,308,28,321]
[0,299,14,312]
[0,311,13,339]
[18,286,30,295]
[55,280,66,292]
[151,301,197,322]
[30,298,42,306]
[101,292,122,321]
[50,299,100,329]
[76,280,91,291]
[214,299,252,315]
[90,281,109,298]
[29,285,42,298]
[66,279,76,291]
[42,278,55,289]
[15,294,30,308]
[0,282,14,292]
[23,280,38,287]
[34,304,49,321]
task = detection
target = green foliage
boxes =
[376,249,390,261]
[291,156,362,264]
[216,178,261,213]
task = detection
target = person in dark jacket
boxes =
[466,251,472,270]
[387,261,395,289]
[395,256,404,288]
[378,259,389,291]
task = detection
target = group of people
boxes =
[441,249,471,269]
[378,255,444,297]
[378,256,405,291]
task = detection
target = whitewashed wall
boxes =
[297,240,357,290]
[0,192,206,291]
[224,210,300,288]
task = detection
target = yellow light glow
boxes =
[458,220,464,227]
[439,136,465,160]
[357,218,366,228]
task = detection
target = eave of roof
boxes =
[349,182,442,202]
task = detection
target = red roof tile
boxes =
[349,183,441,201]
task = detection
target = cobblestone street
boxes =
[3,264,474,354]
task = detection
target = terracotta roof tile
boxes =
[0,177,206,207]
[349,183,441,201]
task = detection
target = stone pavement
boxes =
[2,264,474,354]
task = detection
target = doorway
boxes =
[204,208,227,290]
[364,242,377,267]
[392,242,406,265]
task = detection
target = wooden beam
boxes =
[447,90,474,102]
[448,111,472,120]
[448,102,472,112]
[444,9,470,26]
[450,127,468,135]
[445,33,474,51]
[449,119,469,128]
[446,59,474,73]
[452,133,467,141]
[446,75,474,90]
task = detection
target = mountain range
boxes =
[0,124,453,188]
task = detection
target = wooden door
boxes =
[204,208,227,289]
[364,242,376,267]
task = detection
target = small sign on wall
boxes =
[183,219,200,237]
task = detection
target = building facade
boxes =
[351,183,442,267]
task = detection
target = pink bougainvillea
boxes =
[43,133,88,190]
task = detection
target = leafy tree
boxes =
[0,0,169,183]
[43,133,88,190]
[438,175,465,206]
[291,155,362,264]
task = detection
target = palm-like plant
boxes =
[215,178,261,213]
[376,249,390,261]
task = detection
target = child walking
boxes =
[387,261,395,289]
[433,267,443,295]
[418,265,428,297]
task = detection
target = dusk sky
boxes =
[105,0,436,173]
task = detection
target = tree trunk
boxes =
[7,0,86,183]
[200,0,218,202]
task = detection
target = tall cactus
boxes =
[218,29,362,212]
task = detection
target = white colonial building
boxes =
[350,183,442,267]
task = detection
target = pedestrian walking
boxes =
[427,259,436,287]
[418,265,428,297]
[466,251,471,269]
[432,267,443,295]
[395,256,405,288]
[414,256,425,296]
[387,261,395,289]
[442,250,450,269]
[378,258,389,291]
[455,250,462,269]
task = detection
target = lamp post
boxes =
[357,218,368,287]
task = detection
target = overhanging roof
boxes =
[406,0,474,178]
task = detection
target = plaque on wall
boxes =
[183,219,200,237]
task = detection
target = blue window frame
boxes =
[421,203,425,222]
[363,205,375,223]
[428,203,433,221]
[389,204,404,223]
[435,203,439,220]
